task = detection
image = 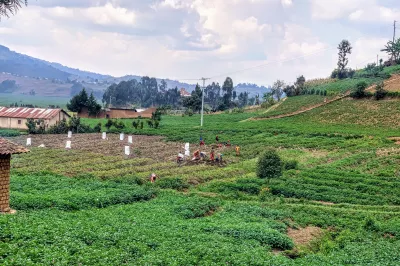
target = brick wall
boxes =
[0,154,11,213]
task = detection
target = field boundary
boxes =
[250,75,400,121]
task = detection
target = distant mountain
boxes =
[44,61,113,81]
[0,44,265,98]
[235,83,270,97]
[0,45,70,80]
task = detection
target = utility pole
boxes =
[393,20,397,43]
[377,54,379,66]
[200,77,209,127]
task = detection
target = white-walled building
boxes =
[0,107,70,130]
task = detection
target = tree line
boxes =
[102,77,181,108]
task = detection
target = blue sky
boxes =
[0,0,398,86]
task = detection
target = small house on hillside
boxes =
[0,107,70,130]
[78,107,157,119]
[0,138,29,214]
[180,88,191,97]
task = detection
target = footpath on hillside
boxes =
[249,75,400,121]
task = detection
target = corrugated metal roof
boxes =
[0,138,29,155]
[0,107,67,119]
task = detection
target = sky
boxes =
[0,0,398,86]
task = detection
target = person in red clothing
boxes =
[192,150,201,161]
[210,148,215,161]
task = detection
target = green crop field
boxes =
[0,94,70,109]
[258,95,332,118]
[2,94,400,265]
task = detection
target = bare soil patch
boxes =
[9,134,230,163]
[388,137,400,145]
[287,226,322,246]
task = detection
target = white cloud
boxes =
[45,4,136,26]
[1,0,395,86]
[353,37,388,68]
[349,6,400,23]
[310,0,373,20]
[281,0,292,8]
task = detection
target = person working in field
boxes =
[150,173,157,183]
[215,135,219,143]
[225,140,231,147]
[200,151,207,160]
[210,148,215,161]
[200,137,205,147]
[192,149,201,161]
[177,152,184,163]
[215,153,223,162]
[235,145,240,156]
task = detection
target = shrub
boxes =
[93,122,102,133]
[132,120,139,129]
[350,81,368,98]
[185,109,194,116]
[26,118,45,134]
[374,82,387,100]
[283,160,298,170]
[256,149,282,180]
[113,120,125,130]
[363,217,378,232]
[232,107,245,113]
[47,119,69,134]
[105,119,113,130]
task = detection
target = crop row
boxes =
[270,168,400,205]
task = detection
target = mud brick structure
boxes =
[0,138,29,214]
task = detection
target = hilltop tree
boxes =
[0,0,27,18]
[220,77,234,110]
[204,82,221,110]
[67,88,101,116]
[271,80,285,101]
[294,75,306,95]
[87,92,102,116]
[102,77,180,108]
[182,84,202,113]
[67,88,89,112]
[381,38,400,63]
[159,79,167,93]
[283,85,295,97]
[238,92,249,107]
[337,40,352,79]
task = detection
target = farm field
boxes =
[0,93,70,109]
[258,95,334,118]
[2,102,400,264]
[291,98,400,128]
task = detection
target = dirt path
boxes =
[263,97,288,113]
[250,75,400,121]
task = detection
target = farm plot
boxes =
[9,134,236,183]
[9,134,185,161]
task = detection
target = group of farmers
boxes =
[152,135,240,183]
[177,135,240,163]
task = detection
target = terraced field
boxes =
[2,106,399,264]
